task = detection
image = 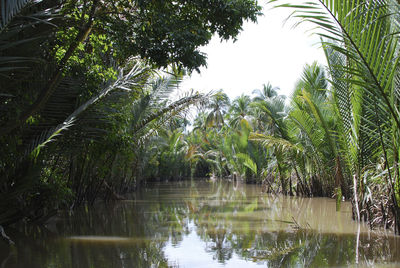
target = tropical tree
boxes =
[249,84,291,193]
[252,82,279,101]
[205,90,230,129]
[271,0,400,232]
[291,63,345,201]
[0,0,262,228]
[228,94,253,128]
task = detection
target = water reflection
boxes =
[1,180,400,267]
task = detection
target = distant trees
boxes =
[180,0,400,233]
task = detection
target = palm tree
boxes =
[295,87,345,203]
[252,82,279,101]
[273,0,400,232]
[293,62,328,99]
[205,90,230,129]
[251,63,341,198]
[228,94,252,128]
[251,82,285,133]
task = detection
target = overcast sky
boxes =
[179,2,326,100]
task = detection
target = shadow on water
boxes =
[1,179,400,267]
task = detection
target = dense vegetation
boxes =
[0,0,261,231]
[145,0,400,234]
[1,0,400,244]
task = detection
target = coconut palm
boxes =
[251,82,283,132]
[252,82,279,101]
[205,90,230,129]
[228,94,253,128]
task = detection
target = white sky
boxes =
[179,2,327,100]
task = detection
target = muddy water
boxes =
[1,180,400,267]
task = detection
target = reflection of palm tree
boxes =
[209,228,233,263]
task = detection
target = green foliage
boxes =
[5,0,400,236]
[0,0,261,225]
[237,153,258,176]
[0,0,30,30]
[96,0,262,70]
[268,0,400,231]
[205,90,230,129]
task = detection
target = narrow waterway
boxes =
[1,180,399,267]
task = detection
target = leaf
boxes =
[236,153,257,175]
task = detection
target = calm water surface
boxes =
[1,180,400,267]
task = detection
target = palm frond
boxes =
[237,152,258,175]
[250,133,304,155]
[289,108,326,161]
[133,91,208,145]
[25,61,150,155]
[300,89,338,155]
[250,97,288,138]
[29,117,74,159]
[274,0,400,129]
[0,0,31,31]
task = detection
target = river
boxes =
[1,179,399,267]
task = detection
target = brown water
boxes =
[1,180,400,267]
